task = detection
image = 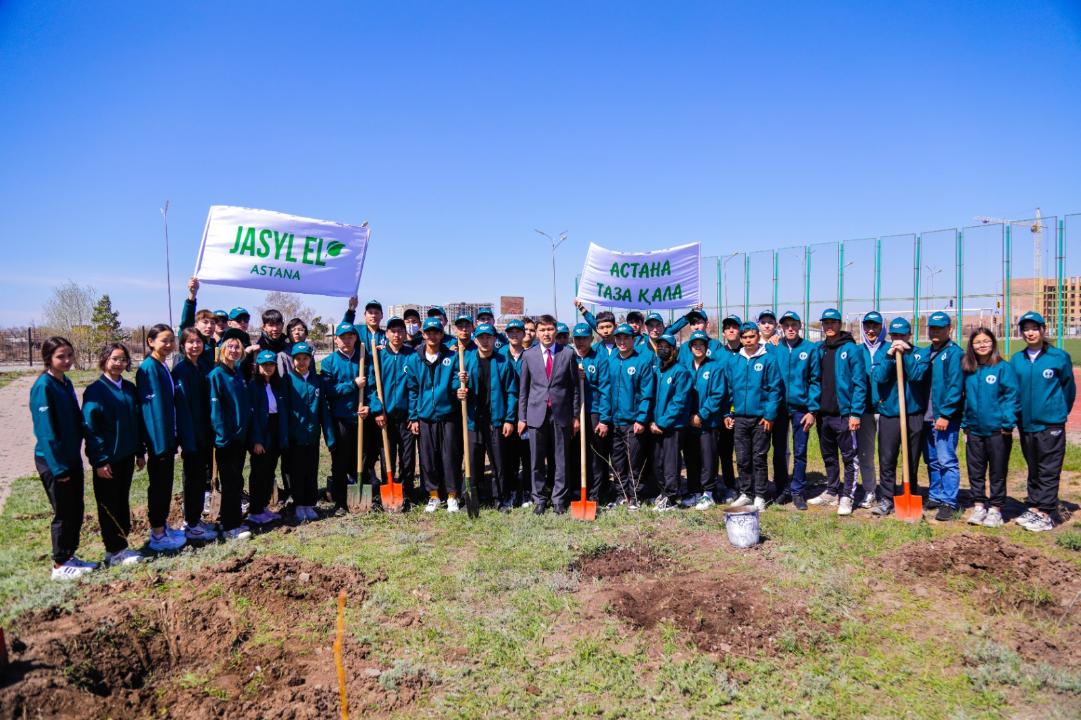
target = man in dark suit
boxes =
[517,314,581,514]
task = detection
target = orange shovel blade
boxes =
[379,471,405,512]
[894,485,923,522]
[569,498,597,521]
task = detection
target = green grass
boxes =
[1059,338,1081,365]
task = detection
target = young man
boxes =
[856,311,885,508]
[344,298,386,492]
[650,334,694,511]
[607,323,656,509]
[476,307,509,349]
[684,330,727,510]
[871,317,931,517]
[212,309,228,343]
[809,308,867,515]
[921,311,965,521]
[499,319,532,506]
[758,309,781,346]
[522,317,537,349]
[319,321,365,514]
[455,324,519,509]
[450,313,477,352]
[368,316,419,507]
[1010,311,1076,532]
[256,309,289,371]
[344,297,387,350]
[178,276,217,371]
[406,318,463,512]
[715,314,743,500]
[571,322,613,505]
[573,301,617,355]
[517,315,581,514]
[774,311,821,510]
[403,308,424,348]
[555,322,571,346]
[758,309,788,493]
[726,323,782,510]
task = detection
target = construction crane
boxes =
[975,208,1046,314]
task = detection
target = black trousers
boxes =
[330,417,358,508]
[733,416,770,499]
[528,416,573,508]
[718,424,737,490]
[37,458,84,565]
[288,443,320,506]
[216,441,247,530]
[966,432,1011,508]
[361,415,381,485]
[469,422,506,505]
[503,431,532,504]
[384,417,418,502]
[771,413,789,492]
[877,415,923,500]
[683,426,718,496]
[586,413,612,502]
[146,451,175,529]
[249,415,282,514]
[418,417,463,497]
[857,412,878,499]
[92,454,134,554]
[611,424,648,502]
[819,415,859,498]
[1019,427,1065,515]
[652,428,682,501]
[181,447,211,527]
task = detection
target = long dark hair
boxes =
[961,327,1001,373]
[97,342,131,371]
[146,323,173,345]
[41,336,74,371]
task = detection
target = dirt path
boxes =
[0,374,37,514]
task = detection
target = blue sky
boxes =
[2,1,1079,327]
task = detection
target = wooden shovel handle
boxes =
[458,344,472,478]
[579,363,587,493]
[370,337,393,473]
[356,345,365,477]
[895,351,910,490]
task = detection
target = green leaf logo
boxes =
[326,241,345,258]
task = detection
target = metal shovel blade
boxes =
[569,497,597,521]
[379,471,405,512]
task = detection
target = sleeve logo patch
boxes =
[840,351,848,360]
[986,375,997,385]
[702,371,710,380]
[588,365,596,373]
[799,352,808,360]
[754,363,764,372]
[1042,368,1055,379]
[37,405,49,412]
[442,358,452,367]
[628,367,636,376]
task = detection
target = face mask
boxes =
[405,322,419,335]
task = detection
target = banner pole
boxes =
[161,200,174,330]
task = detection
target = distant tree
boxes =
[42,281,97,367]
[309,315,330,349]
[91,294,122,349]
[258,291,315,328]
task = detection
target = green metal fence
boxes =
[579,212,1081,352]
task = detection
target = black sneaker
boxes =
[925,498,942,510]
[532,503,548,516]
[792,494,808,511]
[871,499,894,517]
[934,505,955,522]
[776,491,792,506]
[332,505,348,518]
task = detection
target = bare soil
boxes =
[0,552,430,719]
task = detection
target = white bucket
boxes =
[724,508,761,548]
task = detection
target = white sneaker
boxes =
[223,525,252,541]
[752,496,767,511]
[808,492,838,506]
[148,531,185,552]
[105,548,143,567]
[654,496,675,512]
[51,560,93,580]
[695,494,716,511]
[837,497,854,516]
[447,497,461,513]
[967,505,988,526]
[521,499,534,509]
[983,507,1004,528]
[425,497,440,513]
[859,495,876,509]
[68,555,99,569]
[729,493,753,508]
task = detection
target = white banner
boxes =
[577,241,701,309]
[194,205,369,297]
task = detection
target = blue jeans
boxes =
[923,420,960,508]
[787,410,812,496]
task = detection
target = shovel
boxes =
[350,343,372,513]
[457,344,481,519]
[570,364,596,521]
[894,351,923,522]
[371,336,404,511]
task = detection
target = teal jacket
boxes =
[29,373,83,477]
[677,335,725,369]
[248,376,288,450]
[962,362,1020,436]
[857,336,887,413]
[367,344,415,420]
[818,335,869,418]
[581,308,691,336]
[1009,345,1077,432]
[576,349,613,424]
[320,348,363,420]
[927,340,965,421]
[405,346,459,421]
[208,364,252,447]
[282,370,335,447]
[342,308,387,352]
[726,347,783,421]
[454,349,520,430]
[499,345,528,377]
[82,376,142,468]
[653,360,694,430]
[688,356,727,429]
[608,348,656,426]
[774,338,821,413]
[136,356,177,457]
[179,298,216,373]
[873,348,931,417]
[172,357,211,454]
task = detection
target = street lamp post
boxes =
[535,229,568,318]
[721,252,740,318]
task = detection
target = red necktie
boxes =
[545,348,553,378]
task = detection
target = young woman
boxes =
[282,341,335,522]
[82,343,145,567]
[173,327,218,542]
[30,337,96,580]
[248,350,287,525]
[208,331,254,540]
[137,324,186,553]
[1010,311,1076,532]
[960,328,1019,528]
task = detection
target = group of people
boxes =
[29,275,1076,581]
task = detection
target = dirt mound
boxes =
[571,544,667,579]
[0,552,426,719]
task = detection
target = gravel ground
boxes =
[0,374,38,513]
